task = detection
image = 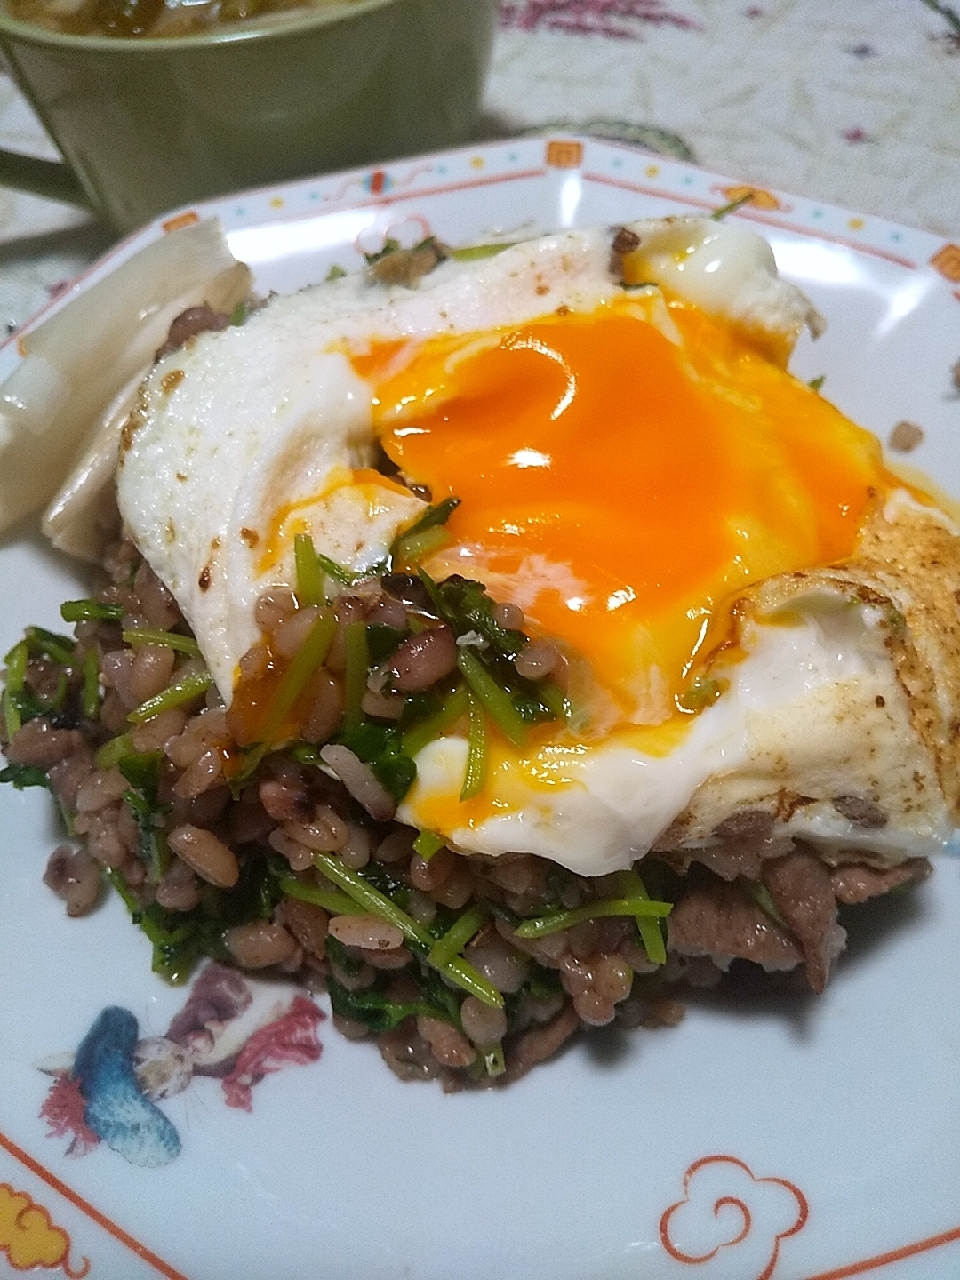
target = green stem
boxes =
[294,533,327,608]
[457,648,527,747]
[613,869,667,965]
[401,683,468,757]
[312,852,503,1008]
[342,621,369,735]
[412,830,446,860]
[278,875,365,917]
[122,628,200,656]
[235,610,337,783]
[514,896,671,939]
[127,669,214,724]
[60,599,125,622]
[460,689,487,799]
[427,905,486,970]
[95,731,134,770]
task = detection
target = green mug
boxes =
[0,0,497,233]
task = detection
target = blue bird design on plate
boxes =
[73,1006,180,1167]
[37,967,325,1167]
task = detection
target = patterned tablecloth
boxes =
[1,0,959,332]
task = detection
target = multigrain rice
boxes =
[0,537,935,1090]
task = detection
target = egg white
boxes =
[118,219,810,698]
[117,219,951,876]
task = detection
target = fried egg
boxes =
[117,219,960,877]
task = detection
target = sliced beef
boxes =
[713,809,775,841]
[830,857,932,905]
[761,850,845,993]
[831,794,888,828]
[156,305,230,360]
[667,877,802,972]
[689,834,794,882]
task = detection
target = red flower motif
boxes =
[39,1075,100,1157]
[660,1155,808,1280]
[499,0,699,39]
[221,995,324,1112]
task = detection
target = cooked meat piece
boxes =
[156,305,230,360]
[831,794,888,828]
[667,877,802,972]
[830,856,932,905]
[713,809,775,841]
[504,1002,580,1083]
[761,850,845,993]
[690,834,793,882]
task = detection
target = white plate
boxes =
[2,136,960,1280]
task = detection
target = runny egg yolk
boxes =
[361,295,890,728]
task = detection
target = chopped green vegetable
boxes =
[391,498,460,569]
[742,878,787,927]
[235,610,337,783]
[401,683,469,758]
[122,628,201,656]
[450,243,515,261]
[256,608,336,746]
[1,631,69,727]
[116,749,160,792]
[118,751,170,879]
[278,874,365,918]
[60,599,125,623]
[427,904,486,970]
[343,621,370,737]
[25,626,75,665]
[3,638,28,691]
[426,572,526,660]
[612,868,667,965]
[326,963,460,1034]
[808,374,826,391]
[711,192,755,220]
[513,895,672,939]
[313,851,503,1008]
[298,546,373,587]
[413,829,446,859]
[366,623,406,666]
[107,868,203,984]
[325,263,348,282]
[482,1043,506,1077]
[293,533,327,608]
[107,855,283,985]
[94,731,134,770]
[364,238,401,265]
[457,649,527,747]
[395,497,460,543]
[461,689,487,799]
[128,669,214,724]
[676,676,726,714]
[0,763,50,790]
[124,788,172,880]
[391,526,451,570]
[2,639,27,737]
[338,721,417,803]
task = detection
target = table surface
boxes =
[1,0,959,331]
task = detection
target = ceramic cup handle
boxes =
[0,147,90,207]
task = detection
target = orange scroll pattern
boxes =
[660,1155,808,1280]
